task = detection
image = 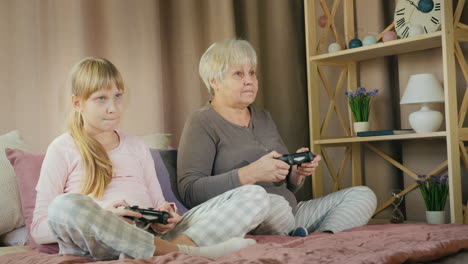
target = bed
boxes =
[1,223,468,263]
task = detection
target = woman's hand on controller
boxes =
[289,148,322,185]
[239,151,290,185]
[150,202,181,234]
[105,200,142,224]
[293,147,321,177]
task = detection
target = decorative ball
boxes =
[362,35,377,46]
[409,24,424,37]
[348,38,363,49]
[382,31,397,42]
[328,42,342,53]
[418,0,434,13]
[318,15,327,28]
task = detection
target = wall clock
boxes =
[394,0,442,38]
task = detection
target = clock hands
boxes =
[405,0,435,13]
[405,0,421,11]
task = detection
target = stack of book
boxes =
[356,129,415,137]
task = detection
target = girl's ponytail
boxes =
[68,111,113,198]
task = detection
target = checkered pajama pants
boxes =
[47,185,269,260]
[252,186,377,235]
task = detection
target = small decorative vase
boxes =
[353,121,370,134]
[426,211,445,224]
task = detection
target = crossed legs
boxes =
[47,185,269,260]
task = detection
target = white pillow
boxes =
[140,133,172,149]
[0,226,27,246]
[0,130,30,235]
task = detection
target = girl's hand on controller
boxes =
[105,200,142,224]
[151,202,181,234]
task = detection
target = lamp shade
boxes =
[400,73,444,105]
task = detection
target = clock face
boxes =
[394,0,442,38]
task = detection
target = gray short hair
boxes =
[199,39,257,95]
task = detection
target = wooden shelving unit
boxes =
[304,0,468,223]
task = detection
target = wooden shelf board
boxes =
[310,32,442,63]
[314,131,447,145]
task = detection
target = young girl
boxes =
[31,57,269,260]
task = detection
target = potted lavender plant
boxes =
[416,174,449,224]
[345,87,378,134]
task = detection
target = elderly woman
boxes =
[177,39,377,236]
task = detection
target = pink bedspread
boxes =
[1,224,468,264]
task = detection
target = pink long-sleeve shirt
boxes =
[31,131,166,244]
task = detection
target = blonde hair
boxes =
[199,39,257,95]
[67,57,124,199]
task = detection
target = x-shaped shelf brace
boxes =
[318,141,450,216]
[321,146,351,192]
[366,142,450,216]
[318,65,350,136]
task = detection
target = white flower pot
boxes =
[426,211,446,224]
[354,121,370,134]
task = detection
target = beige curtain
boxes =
[0,0,311,199]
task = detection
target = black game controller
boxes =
[274,151,316,186]
[123,206,169,225]
[277,151,316,166]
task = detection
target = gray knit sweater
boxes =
[177,103,304,213]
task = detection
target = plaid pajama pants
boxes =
[47,185,269,260]
[251,186,377,235]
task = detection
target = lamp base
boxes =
[408,105,443,133]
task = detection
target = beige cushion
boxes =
[140,133,172,149]
[0,131,30,235]
[0,246,31,256]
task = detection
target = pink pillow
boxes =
[5,148,59,254]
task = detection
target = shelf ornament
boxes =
[348,38,363,48]
[382,31,398,42]
[400,73,444,133]
[416,174,449,211]
[345,87,378,123]
[416,174,448,224]
[362,35,377,46]
[328,42,342,53]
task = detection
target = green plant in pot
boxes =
[416,174,449,224]
[345,87,378,133]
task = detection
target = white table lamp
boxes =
[400,73,444,133]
